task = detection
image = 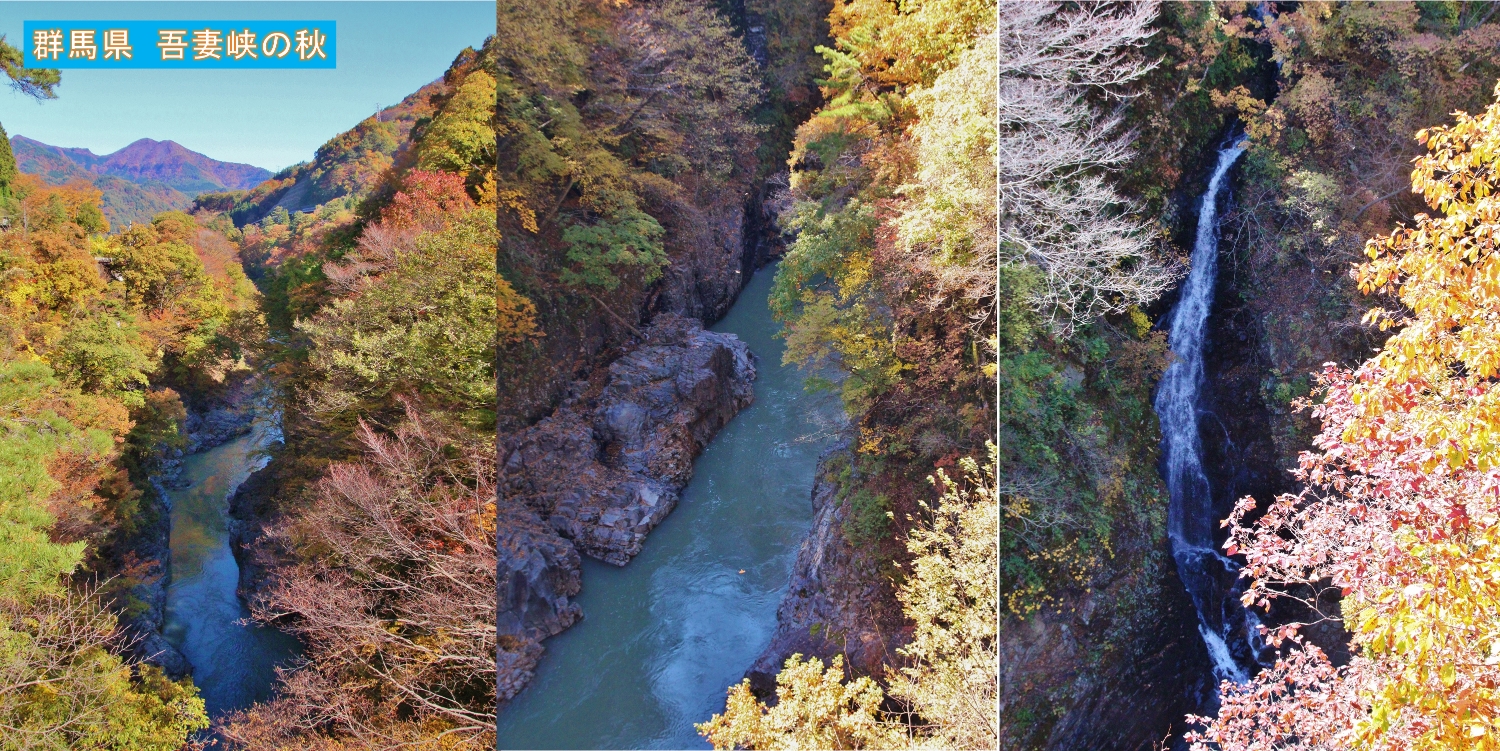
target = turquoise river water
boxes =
[161,414,299,717]
[494,265,843,749]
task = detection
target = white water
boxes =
[1154,137,1260,685]
[494,265,844,748]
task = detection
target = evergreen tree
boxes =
[0,122,17,201]
[0,34,59,100]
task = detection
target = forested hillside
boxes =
[200,40,502,749]
[492,0,764,422]
[703,1,1500,749]
[10,135,272,229]
[0,59,263,745]
[1,21,505,749]
[198,75,453,232]
[20,2,1500,749]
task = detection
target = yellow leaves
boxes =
[700,447,999,750]
[696,656,909,750]
[1314,88,1500,748]
[496,274,539,346]
[1343,527,1500,748]
[1351,86,1500,467]
[477,500,497,536]
[497,188,538,234]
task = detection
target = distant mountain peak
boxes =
[11,135,275,228]
[13,135,270,189]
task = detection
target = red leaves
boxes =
[379,170,476,232]
[230,401,498,744]
[1196,81,1500,750]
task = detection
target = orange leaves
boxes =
[825,0,996,91]
[496,275,538,346]
[379,170,475,232]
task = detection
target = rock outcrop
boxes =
[493,498,582,700]
[181,395,255,454]
[493,313,756,696]
[502,314,756,566]
[657,200,752,324]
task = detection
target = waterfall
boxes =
[1154,136,1265,686]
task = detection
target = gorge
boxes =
[495,265,842,749]
[161,410,297,718]
[15,1,1500,749]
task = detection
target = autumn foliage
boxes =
[0,164,246,747]
[218,50,516,749]
[699,446,998,750]
[220,404,497,749]
[1192,81,1500,750]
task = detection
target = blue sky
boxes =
[0,1,494,170]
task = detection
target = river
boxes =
[494,265,843,749]
[161,411,299,718]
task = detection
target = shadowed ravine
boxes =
[161,413,299,718]
[494,265,844,749]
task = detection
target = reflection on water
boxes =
[162,414,299,717]
[495,265,844,749]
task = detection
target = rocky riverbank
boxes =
[491,313,756,698]
[226,314,757,703]
[745,442,905,696]
[117,373,263,680]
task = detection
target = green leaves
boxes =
[416,70,498,177]
[559,205,666,291]
[0,592,208,750]
[51,312,152,408]
[0,362,92,603]
[0,34,59,100]
[298,209,502,421]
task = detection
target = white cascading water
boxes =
[1154,136,1263,685]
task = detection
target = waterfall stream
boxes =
[1154,136,1267,686]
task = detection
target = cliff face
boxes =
[504,314,755,565]
[493,313,756,696]
[746,445,1209,750]
[655,190,757,324]
[493,498,582,701]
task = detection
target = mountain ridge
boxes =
[11,135,274,228]
[13,135,273,192]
